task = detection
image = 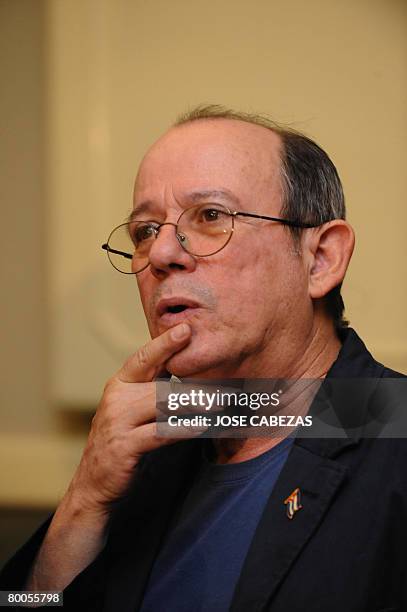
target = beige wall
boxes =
[1,0,406,506]
[1,0,47,434]
[0,0,86,506]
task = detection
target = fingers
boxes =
[117,323,192,383]
[97,381,157,427]
[128,421,205,457]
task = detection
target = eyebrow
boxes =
[128,189,240,222]
[188,189,240,205]
[128,202,154,222]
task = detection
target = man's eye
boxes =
[200,208,221,222]
[132,224,156,245]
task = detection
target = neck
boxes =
[212,315,342,464]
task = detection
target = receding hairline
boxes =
[171,112,285,154]
[170,107,298,192]
[136,111,286,192]
[174,104,289,135]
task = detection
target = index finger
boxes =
[117,323,192,383]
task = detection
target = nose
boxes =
[147,223,196,279]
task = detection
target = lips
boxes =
[156,297,201,326]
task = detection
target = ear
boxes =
[304,220,355,299]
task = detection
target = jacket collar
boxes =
[295,327,385,460]
[327,327,385,379]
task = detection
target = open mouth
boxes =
[166,304,189,314]
[156,298,201,324]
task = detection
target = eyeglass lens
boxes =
[106,203,234,274]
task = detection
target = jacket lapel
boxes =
[229,329,375,611]
[230,438,353,612]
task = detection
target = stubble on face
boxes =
[147,278,218,335]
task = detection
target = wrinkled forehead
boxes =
[133,119,283,211]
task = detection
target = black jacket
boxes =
[1,329,407,611]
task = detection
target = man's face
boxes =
[133,119,311,377]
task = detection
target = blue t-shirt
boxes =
[140,437,293,612]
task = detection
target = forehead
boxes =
[133,119,283,209]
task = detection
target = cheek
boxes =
[216,239,306,322]
[202,249,272,328]
[136,277,148,310]
[136,275,156,331]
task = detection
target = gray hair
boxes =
[174,105,348,332]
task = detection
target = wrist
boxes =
[55,487,110,529]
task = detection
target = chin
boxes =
[165,343,224,379]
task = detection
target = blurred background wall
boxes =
[0,0,406,561]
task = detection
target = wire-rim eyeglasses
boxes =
[101,202,318,275]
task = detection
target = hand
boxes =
[65,323,192,515]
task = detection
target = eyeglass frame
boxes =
[101,204,319,275]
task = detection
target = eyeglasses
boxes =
[101,202,318,274]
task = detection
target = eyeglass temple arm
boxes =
[234,212,318,229]
[101,243,133,260]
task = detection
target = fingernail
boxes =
[171,324,190,341]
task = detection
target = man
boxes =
[1,106,406,611]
